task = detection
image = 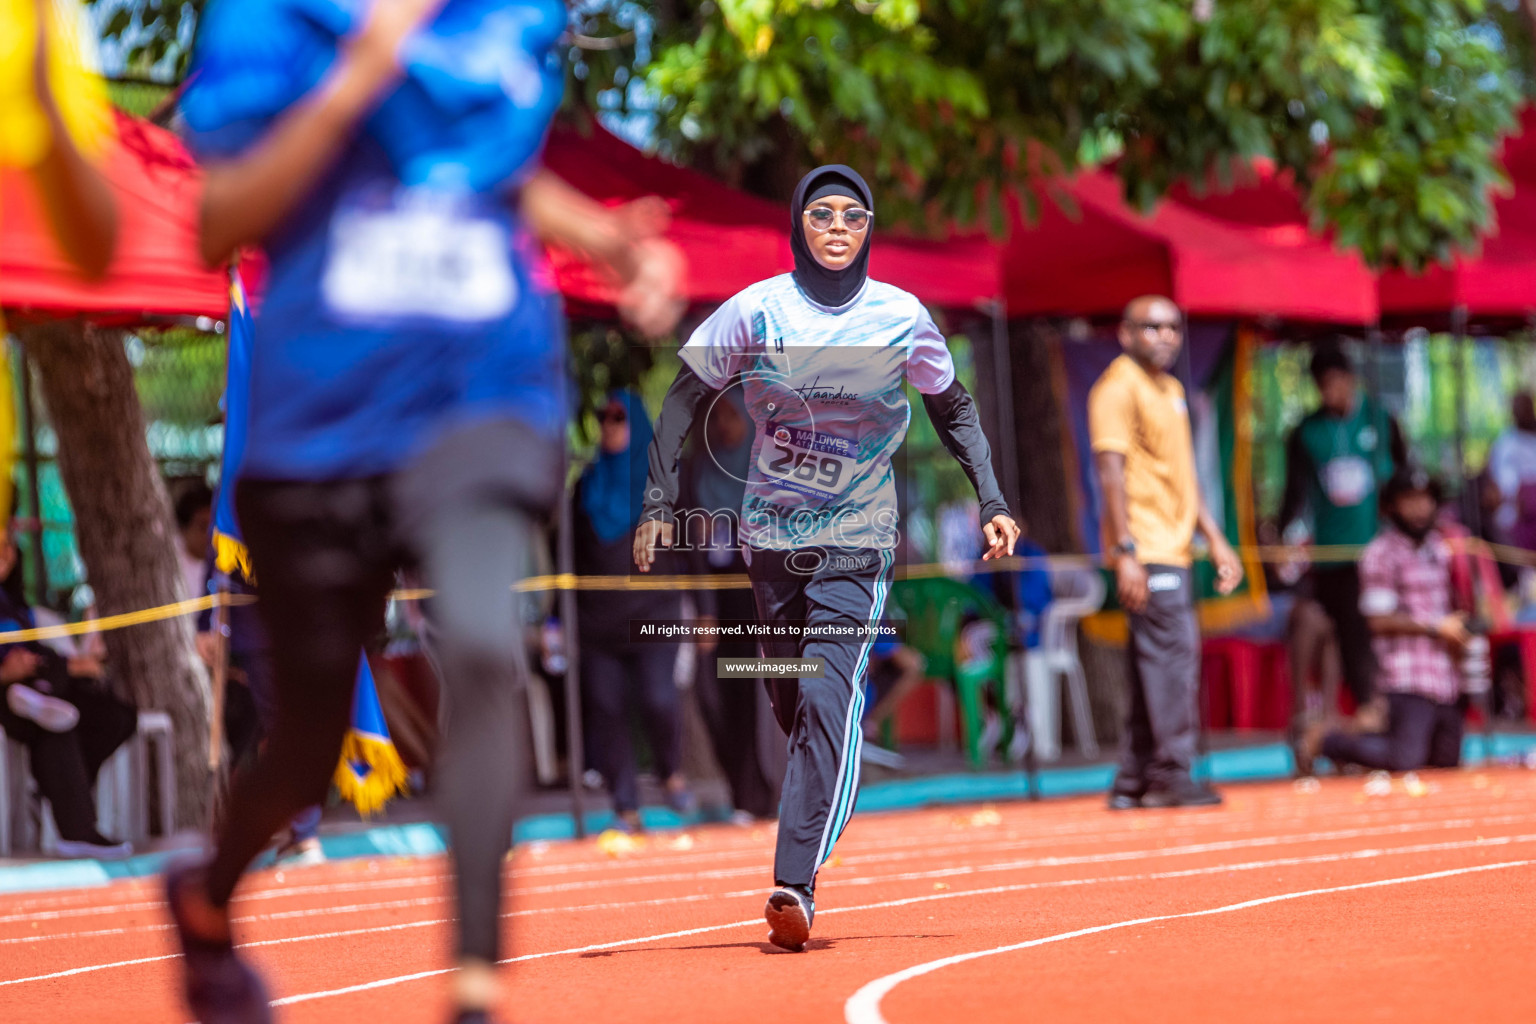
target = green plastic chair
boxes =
[889,575,1011,767]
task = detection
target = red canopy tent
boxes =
[542,124,1001,312]
[0,112,229,323]
[1002,169,1379,324]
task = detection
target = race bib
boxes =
[1322,455,1373,507]
[322,186,517,325]
[757,420,856,501]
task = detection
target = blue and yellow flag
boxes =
[217,269,408,815]
[212,269,253,576]
[333,654,410,816]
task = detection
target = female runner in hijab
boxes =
[634,164,1019,952]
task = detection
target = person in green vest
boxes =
[1275,340,1406,740]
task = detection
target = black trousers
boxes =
[1113,565,1201,795]
[580,641,680,814]
[749,545,893,891]
[1321,692,1463,772]
[204,419,560,964]
[1311,564,1378,706]
[0,679,136,842]
[693,581,779,820]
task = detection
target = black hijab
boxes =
[790,165,873,308]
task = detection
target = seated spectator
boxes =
[0,530,136,857]
[1305,470,1468,774]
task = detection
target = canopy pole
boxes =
[17,344,46,603]
[1451,305,1473,531]
[557,486,587,839]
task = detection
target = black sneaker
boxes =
[1107,792,1143,810]
[165,864,272,1024]
[1142,780,1224,808]
[764,885,814,952]
[451,1012,493,1024]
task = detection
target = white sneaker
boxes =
[274,837,326,868]
[56,837,133,860]
[7,684,78,733]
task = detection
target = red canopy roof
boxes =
[0,112,228,323]
[1003,169,1379,324]
[542,124,1001,312]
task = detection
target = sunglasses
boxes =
[1127,320,1182,336]
[804,206,873,233]
[598,407,627,425]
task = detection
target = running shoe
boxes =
[165,864,272,1024]
[450,1012,493,1024]
[273,837,326,868]
[764,886,814,952]
[56,834,132,860]
[1141,780,1223,808]
[6,683,78,732]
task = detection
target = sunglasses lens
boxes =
[807,209,835,229]
[844,210,869,230]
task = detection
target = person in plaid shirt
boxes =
[1310,469,1467,773]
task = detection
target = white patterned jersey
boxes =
[680,274,955,551]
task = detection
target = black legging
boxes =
[0,679,136,841]
[580,641,680,814]
[204,419,558,964]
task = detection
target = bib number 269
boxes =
[766,444,843,490]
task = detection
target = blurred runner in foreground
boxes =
[635,164,1017,952]
[163,2,683,1023]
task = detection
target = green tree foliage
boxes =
[105,0,1532,268]
[573,0,1530,270]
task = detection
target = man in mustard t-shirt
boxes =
[1089,295,1243,809]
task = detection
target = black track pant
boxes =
[0,681,135,841]
[1112,565,1201,796]
[204,419,559,964]
[1321,692,1463,772]
[1312,564,1378,706]
[749,546,893,891]
[580,641,681,814]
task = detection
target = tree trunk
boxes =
[1008,318,1082,553]
[19,320,211,829]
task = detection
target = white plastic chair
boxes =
[1036,568,1106,759]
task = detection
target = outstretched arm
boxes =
[922,380,1018,560]
[27,0,117,278]
[634,366,716,571]
[196,0,441,267]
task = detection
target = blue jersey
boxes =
[681,275,955,551]
[182,0,567,480]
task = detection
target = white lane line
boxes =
[16,827,1536,951]
[269,915,768,1007]
[843,860,1535,1024]
[7,783,1522,917]
[4,789,1526,923]
[6,832,1533,993]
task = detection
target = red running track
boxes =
[2,768,1535,1023]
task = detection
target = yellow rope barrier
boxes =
[0,536,1526,645]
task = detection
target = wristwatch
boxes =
[1110,539,1137,559]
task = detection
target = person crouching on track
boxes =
[633,164,1019,952]
[1305,469,1469,774]
[1090,296,1244,810]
